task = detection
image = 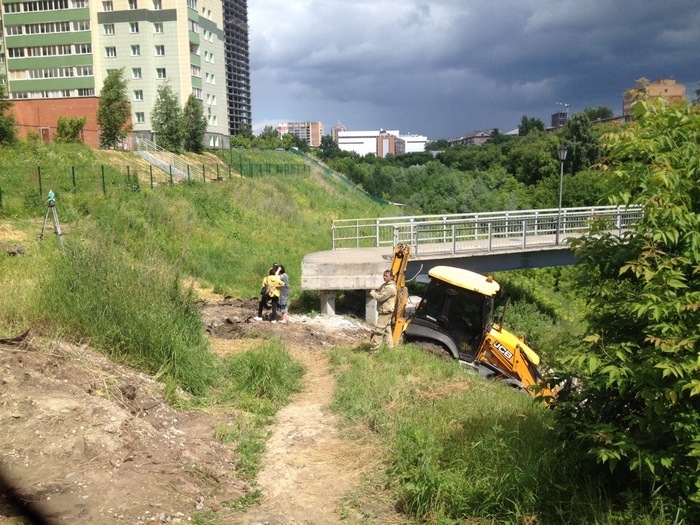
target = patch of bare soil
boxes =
[0,297,389,525]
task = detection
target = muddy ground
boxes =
[0,297,402,525]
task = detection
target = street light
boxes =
[556,145,568,245]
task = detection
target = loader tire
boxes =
[415,341,452,361]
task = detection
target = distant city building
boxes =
[623,78,686,115]
[331,121,347,141]
[551,111,569,128]
[0,0,253,147]
[282,121,323,148]
[448,129,493,147]
[337,129,427,157]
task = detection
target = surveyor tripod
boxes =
[39,192,64,249]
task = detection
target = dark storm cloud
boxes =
[249,0,699,139]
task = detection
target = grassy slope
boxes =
[0,142,394,297]
[0,142,670,524]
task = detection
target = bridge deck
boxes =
[301,205,642,318]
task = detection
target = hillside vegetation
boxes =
[1,100,697,525]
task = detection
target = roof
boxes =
[428,266,500,296]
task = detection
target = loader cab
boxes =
[403,266,500,361]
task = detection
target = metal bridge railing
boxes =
[330,205,644,254]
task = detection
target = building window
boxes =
[187,0,197,9]
[156,68,166,79]
[155,45,165,56]
[73,0,87,7]
[135,112,145,124]
[4,3,21,13]
[8,48,25,58]
[129,0,138,9]
[105,47,116,58]
[104,24,115,35]
[153,0,161,9]
[134,90,143,101]
[188,20,198,33]
[132,67,142,79]
[153,22,163,34]
[75,43,92,54]
[75,66,93,77]
[190,65,201,77]
[129,22,139,33]
[74,20,90,31]
[131,45,140,56]
[192,87,202,99]
[102,1,113,11]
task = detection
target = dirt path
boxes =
[0,299,386,524]
[232,346,366,525]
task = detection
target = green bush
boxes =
[555,101,700,520]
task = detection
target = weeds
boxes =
[329,343,679,524]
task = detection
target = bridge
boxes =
[301,205,642,318]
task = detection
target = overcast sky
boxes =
[248,0,699,140]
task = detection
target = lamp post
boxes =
[556,145,568,245]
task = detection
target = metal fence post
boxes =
[101,165,106,195]
[72,166,76,191]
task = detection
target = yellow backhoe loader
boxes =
[388,244,553,399]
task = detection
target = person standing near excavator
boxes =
[369,269,397,351]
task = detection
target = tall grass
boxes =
[329,344,678,524]
[212,338,305,478]
[34,227,217,395]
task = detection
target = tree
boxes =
[237,122,254,139]
[425,139,449,151]
[581,105,614,121]
[97,69,131,149]
[555,101,700,517]
[505,131,558,184]
[182,94,207,153]
[318,135,342,160]
[562,113,601,173]
[258,125,279,141]
[517,115,545,136]
[151,81,184,152]
[55,116,87,143]
[0,82,18,145]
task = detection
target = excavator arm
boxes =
[390,244,411,345]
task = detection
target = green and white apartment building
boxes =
[0,0,251,148]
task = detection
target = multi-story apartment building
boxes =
[284,121,322,148]
[0,0,251,147]
[448,129,493,147]
[622,78,686,115]
[330,120,346,142]
[222,0,249,136]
